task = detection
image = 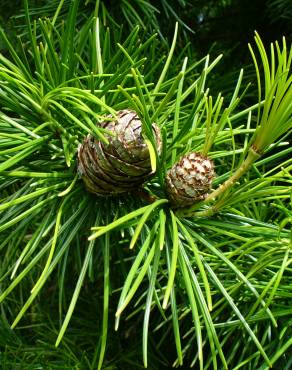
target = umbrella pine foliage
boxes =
[0,1,291,369]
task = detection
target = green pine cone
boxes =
[166,152,214,206]
[78,109,161,195]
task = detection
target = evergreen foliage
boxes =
[0,1,291,369]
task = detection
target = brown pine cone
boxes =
[77,109,161,195]
[166,152,214,206]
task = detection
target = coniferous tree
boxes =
[0,1,291,369]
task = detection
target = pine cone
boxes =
[77,109,161,195]
[166,152,214,207]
